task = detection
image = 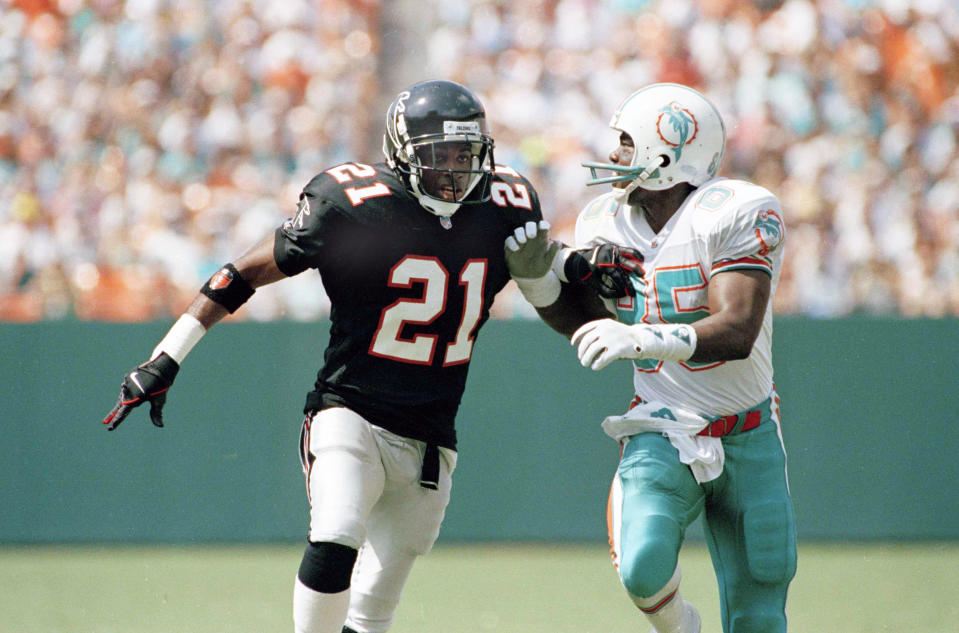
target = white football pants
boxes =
[299,407,457,632]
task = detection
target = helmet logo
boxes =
[394,90,411,113]
[391,91,411,139]
[656,102,698,163]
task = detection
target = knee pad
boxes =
[743,502,797,585]
[297,541,359,593]
[619,516,682,599]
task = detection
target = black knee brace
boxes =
[297,541,358,593]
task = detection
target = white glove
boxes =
[571,319,697,371]
[505,220,562,307]
[504,220,559,279]
[571,319,643,371]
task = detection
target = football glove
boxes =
[571,318,643,370]
[564,244,644,298]
[102,353,180,431]
[571,319,697,370]
[504,220,560,279]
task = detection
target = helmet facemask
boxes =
[383,82,495,218]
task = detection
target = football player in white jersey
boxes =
[505,84,797,633]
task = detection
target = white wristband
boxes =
[551,247,574,283]
[633,323,697,362]
[151,314,206,364]
[513,270,562,308]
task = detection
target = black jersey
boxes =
[274,161,543,449]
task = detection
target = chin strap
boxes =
[415,193,460,218]
[615,155,666,200]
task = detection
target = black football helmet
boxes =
[383,80,495,217]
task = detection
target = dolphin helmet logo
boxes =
[656,101,698,163]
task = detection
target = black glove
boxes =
[564,243,645,298]
[102,353,180,431]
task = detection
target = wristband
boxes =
[551,248,574,283]
[151,314,206,364]
[632,323,697,362]
[513,271,562,308]
[200,263,255,313]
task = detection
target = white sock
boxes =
[643,596,697,633]
[293,577,351,633]
[630,567,699,633]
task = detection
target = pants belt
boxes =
[697,408,763,437]
[627,395,771,438]
[420,443,440,490]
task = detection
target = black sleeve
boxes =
[273,176,342,277]
[524,175,545,224]
[494,168,545,227]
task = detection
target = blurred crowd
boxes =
[2,0,958,321]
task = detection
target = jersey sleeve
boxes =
[273,174,343,276]
[492,165,544,226]
[706,187,786,279]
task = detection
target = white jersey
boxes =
[574,177,786,417]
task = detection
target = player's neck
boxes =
[632,183,696,234]
[641,205,673,234]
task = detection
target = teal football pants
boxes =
[609,415,797,633]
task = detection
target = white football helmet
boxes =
[583,83,726,196]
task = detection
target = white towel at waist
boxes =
[601,400,724,483]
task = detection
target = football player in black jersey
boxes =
[100,79,637,633]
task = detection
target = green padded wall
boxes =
[1,317,957,543]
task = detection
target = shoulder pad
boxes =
[488,164,542,218]
[691,178,779,216]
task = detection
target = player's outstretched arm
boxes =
[571,269,770,370]
[534,282,614,339]
[504,223,641,338]
[101,233,288,431]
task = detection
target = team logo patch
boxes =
[209,268,234,290]
[656,101,698,163]
[753,209,785,255]
[291,196,311,229]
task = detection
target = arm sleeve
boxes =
[708,195,786,279]
[498,170,545,226]
[273,181,341,277]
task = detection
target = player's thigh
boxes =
[704,422,796,632]
[610,433,703,593]
[370,427,457,555]
[302,407,387,548]
[346,443,457,632]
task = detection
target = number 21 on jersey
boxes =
[369,256,486,366]
[325,163,392,206]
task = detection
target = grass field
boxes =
[2,542,957,633]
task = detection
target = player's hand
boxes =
[571,318,642,371]
[504,220,561,279]
[102,353,180,431]
[565,244,644,298]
